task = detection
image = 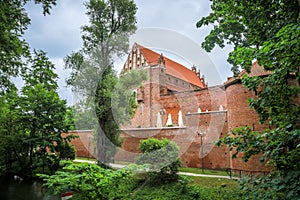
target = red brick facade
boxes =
[69,45,276,173]
[69,82,270,172]
[66,130,96,159]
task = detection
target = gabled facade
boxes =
[122,43,207,93]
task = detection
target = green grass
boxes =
[189,175,239,188]
[75,156,96,161]
[114,160,133,165]
[179,167,230,176]
[130,175,242,200]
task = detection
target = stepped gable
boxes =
[136,43,206,88]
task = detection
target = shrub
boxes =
[135,138,181,182]
[58,142,76,160]
[38,161,136,200]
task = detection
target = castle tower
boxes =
[225,62,271,173]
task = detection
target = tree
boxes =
[63,107,76,131]
[21,50,75,174]
[0,50,75,176]
[0,87,23,174]
[0,0,57,91]
[65,0,140,163]
[135,138,181,182]
[197,0,300,198]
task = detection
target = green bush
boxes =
[135,138,181,182]
[39,161,136,200]
[58,142,76,160]
[131,176,190,200]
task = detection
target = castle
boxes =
[70,43,272,174]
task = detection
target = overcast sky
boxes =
[24,0,233,105]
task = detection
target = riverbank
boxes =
[0,174,59,200]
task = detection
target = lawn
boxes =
[130,175,242,200]
[179,167,230,176]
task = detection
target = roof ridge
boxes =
[134,43,205,88]
[135,43,191,69]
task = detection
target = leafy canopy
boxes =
[0,0,57,91]
[0,50,75,176]
[197,0,300,199]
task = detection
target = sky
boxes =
[24,0,233,105]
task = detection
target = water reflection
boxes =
[0,174,59,200]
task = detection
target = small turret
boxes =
[192,65,197,72]
[158,53,165,65]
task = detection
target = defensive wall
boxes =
[68,80,270,173]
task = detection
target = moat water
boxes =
[0,174,59,200]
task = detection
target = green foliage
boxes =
[239,170,300,200]
[131,175,242,200]
[94,66,120,163]
[112,69,148,125]
[0,51,75,176]
[82,0,137,52]
[0,0,57,91]
[196,0,299,74]
[57,143,76,161]
[185,184,242,200]
[64,0,139,163]
[216,126,266,162]
[25,49,58,90]
[131,176,190,200]
[198,0,300,198]
[71,103,97,130]
[135,138,181,182]
[63,107,76,131]
[39,161,136,200]
[39,161,242,200]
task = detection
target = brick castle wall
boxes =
[226,82,269,172]
[68,82,271,173]
[65,130,95,158]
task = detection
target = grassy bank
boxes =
[73,158,242,199]
[130,175,241,200]
[44,160,243,199]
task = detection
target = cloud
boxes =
[23,0,233,105]
[24,0,88,58]
[50,57,73,105]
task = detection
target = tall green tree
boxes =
[0,87,23,174]
[0,51,75,176]
[20,50,73,174]
[197,0,300,198]
[65,0,140,163]
[0,0,57,91]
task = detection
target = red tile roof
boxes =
[136,43,205,88]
